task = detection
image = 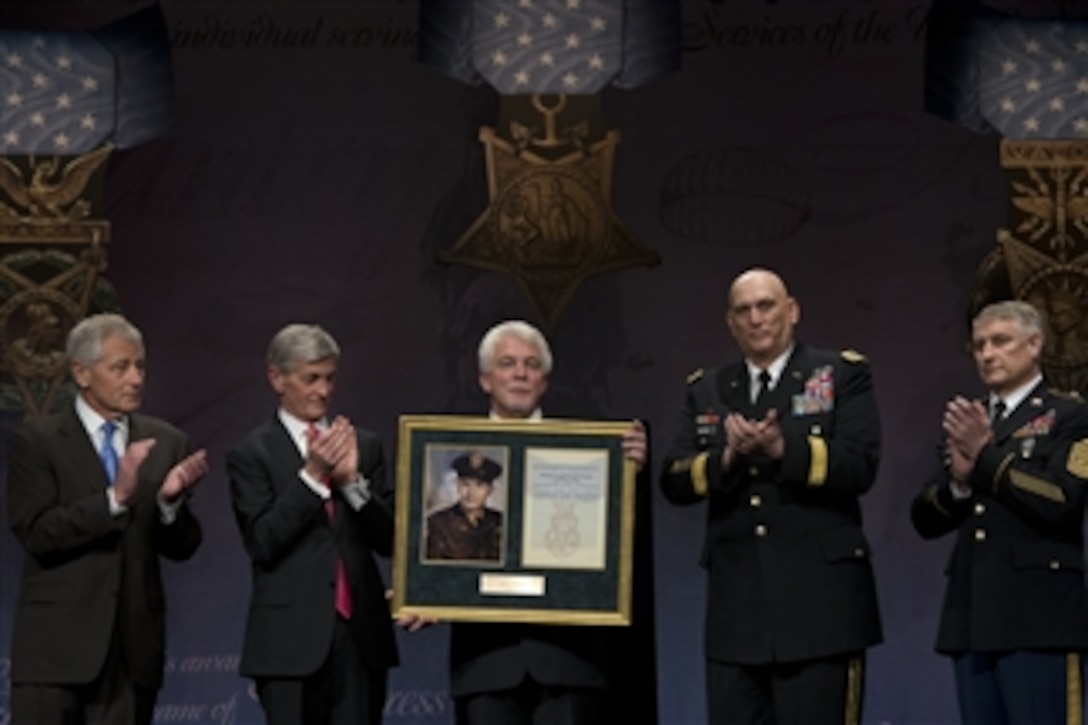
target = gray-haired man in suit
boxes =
[7,313,207,725]
[450,319,647,725]
[228,323,398,725]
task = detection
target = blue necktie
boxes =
[99,420,119,484]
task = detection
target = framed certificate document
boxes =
[391,415,637,626]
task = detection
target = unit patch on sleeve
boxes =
[1068,440,1088,479]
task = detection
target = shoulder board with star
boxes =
[841,349,867,364]
[686,368,705,385]
[1048,388,1084,402]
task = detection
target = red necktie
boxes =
[308,424,353,620]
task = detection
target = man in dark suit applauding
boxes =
[228,323,397,725]
[7,313,207,725]
[912,300,1088,724]
[661,268,883,725]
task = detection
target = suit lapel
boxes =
[58,405,111,492]
[265,415,304,471]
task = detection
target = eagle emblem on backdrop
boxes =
[926,2,1088,395]
[0,6,174,415]
[418,0,680,328]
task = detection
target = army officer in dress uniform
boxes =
[660,268,883,725]
[425,452,504,561]
[911,300,1088,725]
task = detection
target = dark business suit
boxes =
[227,416,398,724]
[450,558,610,723]
[661,344,882,723]
[6,405,202,721]
[447,409,612,725]
[448,421,661,725]
[911,383,1088,722]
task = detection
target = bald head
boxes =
[726,268,799,366]
[729,269,789,306]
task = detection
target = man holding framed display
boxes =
[446,319,647,725]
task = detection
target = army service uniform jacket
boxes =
[425,505,503,561]
[911,383,1088,654]
[660,344,883,665]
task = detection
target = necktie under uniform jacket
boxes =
[227,416,398,679]
[660,344,883,665]
[6,407,202,689]
[912,383,1088,654]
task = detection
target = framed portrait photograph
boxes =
[391,415,637,626]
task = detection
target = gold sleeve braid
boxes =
[691,452,709,497]
[1008,469,1067,503]
[924,485,952,518]
[668,453,710,498]
[991,452,1015,495]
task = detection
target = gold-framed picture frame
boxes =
[391,415,637,626]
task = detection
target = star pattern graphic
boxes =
[981,23,1088,138]
[0,32,114,153]
[473,0,619,94]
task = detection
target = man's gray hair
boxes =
[267,324,340,373]
[974,300,1045,341]
[477,320,553,374]
[67,313,143,368]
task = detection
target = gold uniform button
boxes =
[974,503,986,516]
[755,524,767,537]
[749,494,762,508]
[974,529,986,542]
[748,466,760,477]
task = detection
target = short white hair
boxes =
[477,320,552,374]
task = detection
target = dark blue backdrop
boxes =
[0,1,1069,723]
